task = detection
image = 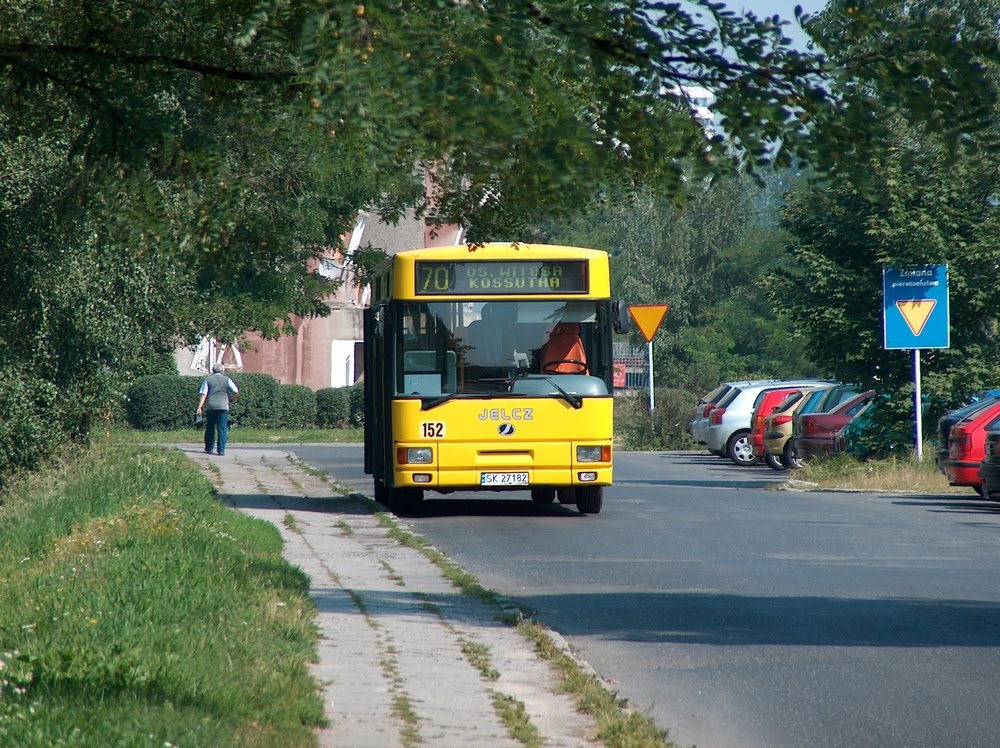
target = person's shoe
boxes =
[204,448,213,454]
[217,450,224,456]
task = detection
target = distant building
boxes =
[662,84,717,134]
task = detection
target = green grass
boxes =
[101,425,363,445]
[0,446,324,747]
[519,621,676,748]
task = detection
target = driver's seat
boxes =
[540,323,588,374]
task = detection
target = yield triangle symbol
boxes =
[895,299,936,337]
[628,304,669,342]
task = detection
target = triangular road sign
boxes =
[895,299,936,337]
[628,304,669,343]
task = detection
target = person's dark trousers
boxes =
[204,409,230,454]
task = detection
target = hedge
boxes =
[275,384,318,429]
[228,372,279,428]
[348,383,365,427]
[316,387,350,427]
[126,375,202,431]
[125,373,357,431]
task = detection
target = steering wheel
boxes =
[542,359,589,375]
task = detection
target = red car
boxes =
[795,390,877,460]
[748,388,806,464]
[977,431,1000,499]
[943,400,1000,494]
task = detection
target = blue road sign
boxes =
[883,265,949,350]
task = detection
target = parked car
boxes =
[795,390,877,461]
[977,431,1000,500]
[935,396,1000,472]
[704,379,836,466]
[762,385,834,470]
[689,382,736,450]
[788,384,860,463]
[689,380,778,451]
[749,388,810,469]
[942,400,1000,495]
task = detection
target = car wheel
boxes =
[765,453,786,471]
[781,441,803,470]
[727,430,759,466]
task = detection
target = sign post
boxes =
[883,265,950,460]
[628,304,670,413]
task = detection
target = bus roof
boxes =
[383,243,612,300]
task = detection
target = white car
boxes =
[689,380,780,448]
[704,379,836,465]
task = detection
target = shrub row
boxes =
[125,373,363,431]
[613,387,699,451]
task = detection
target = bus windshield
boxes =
[395,299,604,396]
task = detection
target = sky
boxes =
[730,0,830,48]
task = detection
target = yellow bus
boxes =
[363,243,630,515]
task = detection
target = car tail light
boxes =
[949,429,971,457]
[702,404,716,418]
[802,417,817,435]
[773,415,793,426]
[710,407,726,425]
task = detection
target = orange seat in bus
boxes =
[541,323,588,374]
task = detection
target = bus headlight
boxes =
[399,447,433,464]
[576,445,609,462]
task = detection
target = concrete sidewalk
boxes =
[185,445,604,748]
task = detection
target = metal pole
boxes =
[914,348,923,461]
[647,340,654,413]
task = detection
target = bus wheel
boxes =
[531,488,556,504]
[556,488,577,505]
[374,479,390,508]
[577,486,603,514]
[393,487,424,516]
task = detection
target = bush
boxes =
[0,367,63,485]
[614,387,699,451]
[348,383,365,427]
[275,384,317,429]
[316,387,350,427]
[126,374,202,431]
[229,372,279,428]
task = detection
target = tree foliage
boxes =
[2,0,1000,472]
[530,172,823,394]
[771,0,1000,452]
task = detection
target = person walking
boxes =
[196,363,239,455]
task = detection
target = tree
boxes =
[771,1,1000,455]
[1,0,998,469]
[531,173,822,394]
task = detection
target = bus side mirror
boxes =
[612,299,630,334]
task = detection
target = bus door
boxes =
[363,303,397,483]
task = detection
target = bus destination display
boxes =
[415,260,589,295]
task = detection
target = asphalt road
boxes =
[278,444,1000,748]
